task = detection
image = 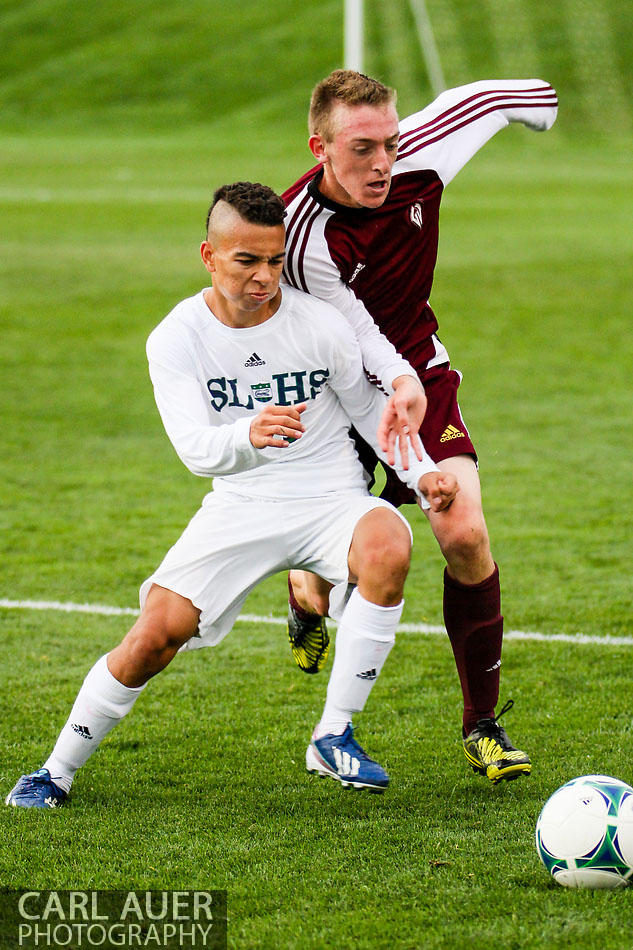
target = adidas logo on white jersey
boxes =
[244,352,265,367]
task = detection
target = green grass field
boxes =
[1,1,633,948]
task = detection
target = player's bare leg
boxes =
[6,586,200,808]
[287,570,333,674]
[307,508,411,791]
[426,455,493,585]
[289,570,333,617]
[287,500,411,673]
[346,507,411,605]
[108,586,201,686]
[426,454,531,783]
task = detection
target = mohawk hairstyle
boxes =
[309,69,397,141]
[206,181,286,232]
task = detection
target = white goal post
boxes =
[344,0,445,94]
[344,0,364,72]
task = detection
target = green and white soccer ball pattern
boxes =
[536,775,633,888]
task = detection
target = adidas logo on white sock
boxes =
[356,668,377,680]
[71,723,93,739]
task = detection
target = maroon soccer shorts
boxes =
[353,364,477,507]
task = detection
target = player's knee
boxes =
[440,514,489,564]
[127,627,178,671]
[122,607,195,676]
[360,527,411,590]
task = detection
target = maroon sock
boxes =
[287,574,321,622]
[443,564,503,735]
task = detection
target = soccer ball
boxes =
[535,775,633,888]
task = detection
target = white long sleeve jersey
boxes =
[146,285,438,503]
[283,79,558,378]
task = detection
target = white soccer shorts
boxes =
[139,489,412,650]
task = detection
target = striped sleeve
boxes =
[283,189,419,393]
[396,80,558,186]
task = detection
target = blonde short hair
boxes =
[309,69,397,142]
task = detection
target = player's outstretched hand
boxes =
[378,375,427,469]
[418,471,459,512]
[250,402,306,449]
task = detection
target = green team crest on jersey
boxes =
[251,382,273,403]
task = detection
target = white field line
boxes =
[1,598,632,647]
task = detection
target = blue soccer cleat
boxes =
[5,768,67,809]
[306,723,389,792]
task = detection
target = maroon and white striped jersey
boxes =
[282,80,558,382]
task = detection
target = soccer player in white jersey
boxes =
[6,182,459,808]
[282,71,559,785]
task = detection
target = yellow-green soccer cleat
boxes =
[462,700,531,785]
[287,604,330,674]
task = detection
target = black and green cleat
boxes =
[287,604,330,674]
[463,700,531,785]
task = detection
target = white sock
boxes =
[315,588,402,739]
[43,654,145,792]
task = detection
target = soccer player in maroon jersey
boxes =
[282,70,558,784]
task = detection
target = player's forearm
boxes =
[492,79,558,130]
[400,80,558,187]
[338,380,438,503]
[350,318,418,395]
[359,413,439,508]
[430,79,558,124]
[372,427,439,505]
[166,417,264,477]
[148,351,268,477]
[303,276,416,394]
[392,374,425,403]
